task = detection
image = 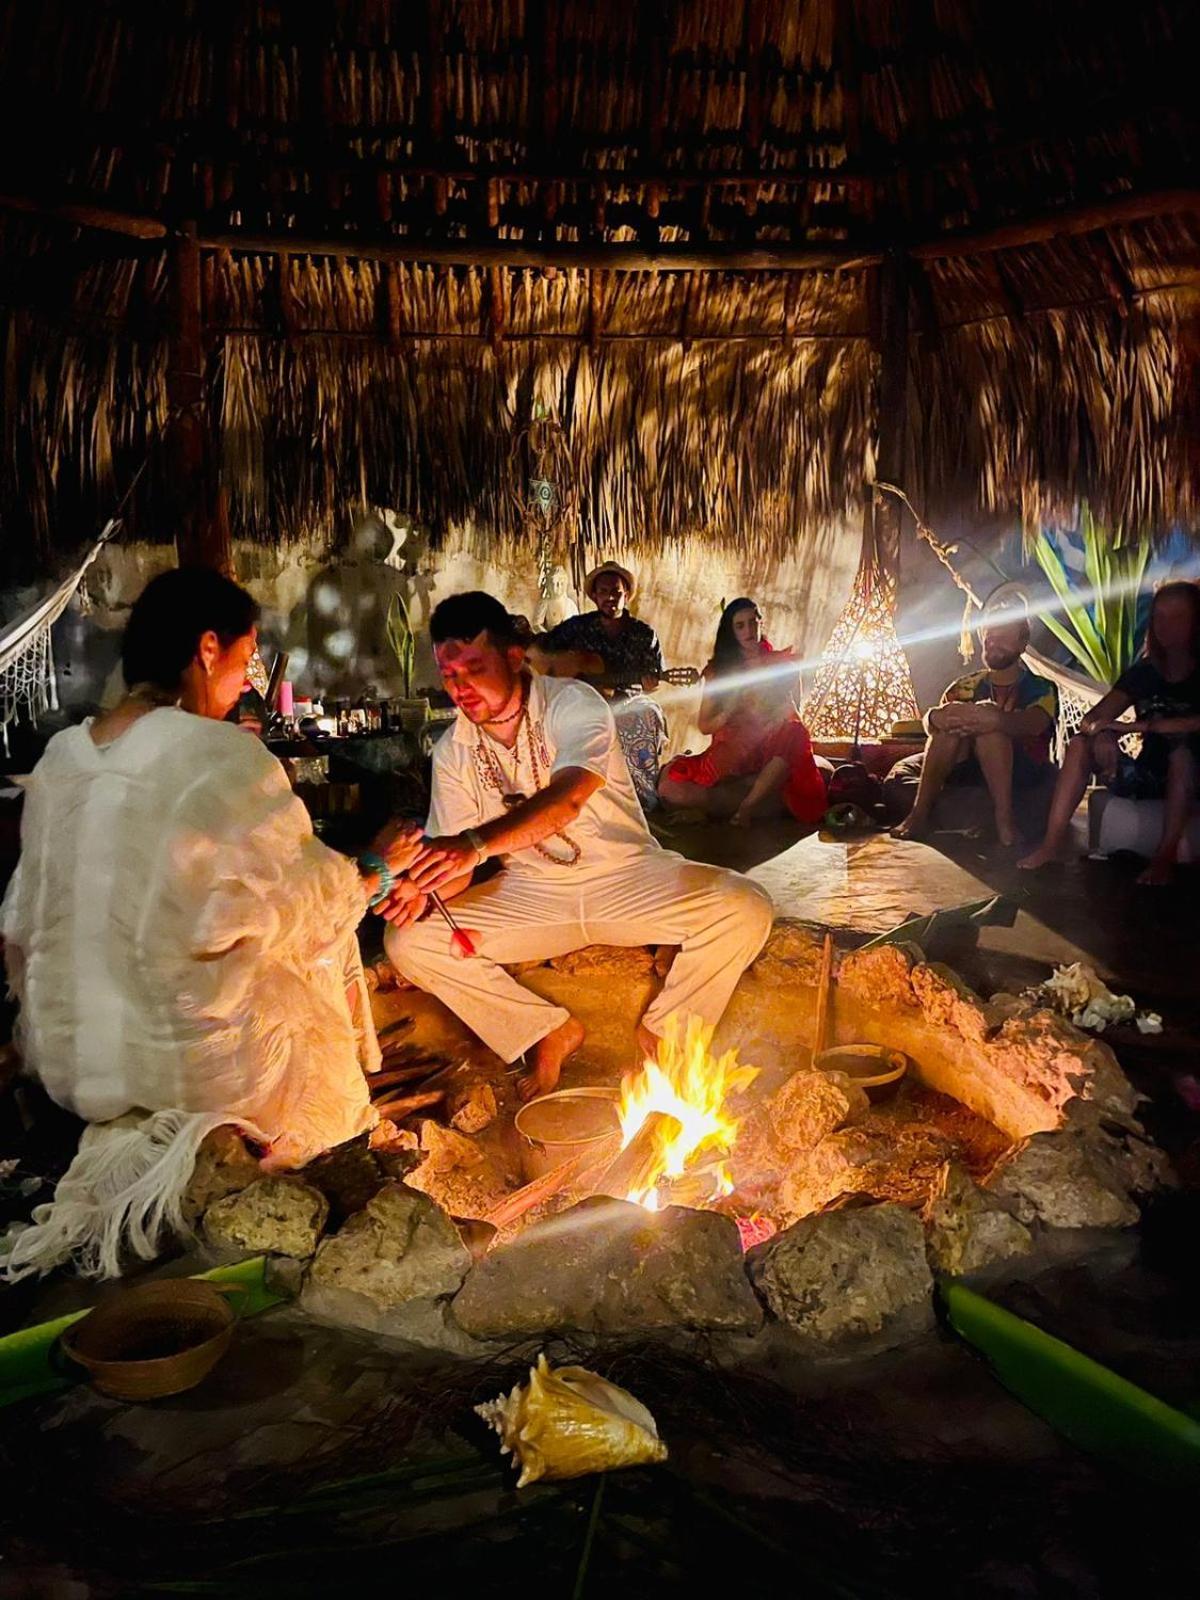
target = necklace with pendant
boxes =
[472,694,582,867]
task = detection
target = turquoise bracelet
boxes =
[358,850,395,908]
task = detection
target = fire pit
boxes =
[185,920,1172,1357]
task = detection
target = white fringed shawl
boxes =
[1,709,378,1280]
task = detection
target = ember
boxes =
[734,1213,779,1252]
[617,1016,757,1210]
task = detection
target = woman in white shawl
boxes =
[2,567,419,1279]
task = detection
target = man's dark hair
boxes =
[122,567,260,692]
[430,591,528,649]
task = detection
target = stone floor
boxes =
[4,816,1200,1597]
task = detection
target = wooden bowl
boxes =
[60,1279,239,1401]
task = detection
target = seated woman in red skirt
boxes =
[658,598,828,828]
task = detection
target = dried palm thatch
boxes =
[0,0,1195,578]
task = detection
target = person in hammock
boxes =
[1,568,421,1280]
[1019,580,1200,884]
[657,598,828,828]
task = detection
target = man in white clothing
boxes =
[381,592,774,1098]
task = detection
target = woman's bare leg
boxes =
[1018,731,1116,868]
[972,730,1018,846]
[730,755,790,826]
[1138,743,1197,886]
[892,730,965,840]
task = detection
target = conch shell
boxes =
[476,1353,668,1488]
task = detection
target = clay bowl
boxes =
[60,1279,240,1401]
[815,1043,908,1098]
[514,1087,621,1182]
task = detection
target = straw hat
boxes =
[584,560,637,602]
[979,580,1031,628]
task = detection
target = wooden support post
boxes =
[680,270,701,352]
[871,247,910,586]
[487,264,506,356]
[168,222,229,573]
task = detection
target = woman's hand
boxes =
[369,818,425,875]
[409,833,484,893]
[374,878,429,928]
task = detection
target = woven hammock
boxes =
[0,522,117,754]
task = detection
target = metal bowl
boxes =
[514,1087,622,1182]
[815,1043,908,1094]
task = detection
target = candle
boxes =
[278,681,295,717]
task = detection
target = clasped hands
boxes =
[364,818,484,930]
[929,701,1003,736]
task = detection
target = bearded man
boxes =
[380,592,773,1098]
[891,612,1059,848]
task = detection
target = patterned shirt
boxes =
[941,665,1059,766]
[545,612,664,699]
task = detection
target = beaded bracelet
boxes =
[357,850,395,908]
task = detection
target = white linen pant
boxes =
[385,858,773,1062]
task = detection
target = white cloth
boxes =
[1,709,377,1278]
[388,676,773,1060]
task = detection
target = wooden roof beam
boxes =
[197,233,882,272]
[910,187,1200,259]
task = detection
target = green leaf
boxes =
[942,1282,1200,1489]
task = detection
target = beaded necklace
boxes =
[471,684,582,867]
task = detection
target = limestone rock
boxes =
[985,1133,1139,1229]
[203,1177,329,1258]
[452,1197,762,1338]
[921,1162,1032,1275]
[449,1081,498,1134]
[549,945,657,979]
[306,1183,471,1314]
[750,921,827,987]
[747,1203,934,1347]
[182,1126,262,1227]
[838,942,922,1012]
[910,963,993,1044]
[770,1070,868,1153]
[779,1124,953,1222]
[989,1008,1137,1126]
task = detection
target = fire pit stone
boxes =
[985,1131,1140,1230]
[747,1203,934,1349]
[921,1162,1033,1275]
[770,1069,869,1153]
[300,1182,475,1348]
[182,1126,263,1225]
[451,1196,763,1339]
[202,1177,329,1259]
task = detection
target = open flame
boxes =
[617,1015,757,1210]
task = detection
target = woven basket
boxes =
[61,1279,240,1401]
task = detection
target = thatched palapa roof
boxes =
[0,0,1196,578]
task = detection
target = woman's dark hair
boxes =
[708,597,761,676]
[121,567,260,692]
[430,591,529,649]
[1144,579,1200,668]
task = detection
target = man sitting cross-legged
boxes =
[380,592,774,1100]
[892,615,1059,848]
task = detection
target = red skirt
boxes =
[665,718,827,825]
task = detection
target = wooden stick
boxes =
[590,1113,684,1201]
[368,1063,443,1092]
[813,933,835,1058]
[371,1089,444,1119]
[483,1134,622,1231]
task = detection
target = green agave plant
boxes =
[385,589,416,700]
[1031,507,1151,686]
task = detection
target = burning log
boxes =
[483,1134,622,1232]
[591,1112,684,1203]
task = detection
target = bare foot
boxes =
[1017,844,1058,871]
[635,1022,660,1065]
[516,1015,585,1101]
[1137,855,1175,887]
[729,807,753,829]
[891,816,930,841]
[994,822,1020,849]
